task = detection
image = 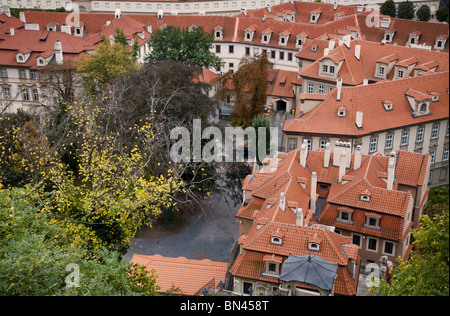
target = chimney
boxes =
[9,27,14,36]
[363,79,368,85]
[338,152,347,183]
[333,141,343,166]
[158,10,163,19]
[279,192,286,211]
[355,111,363,129]
[300,140,308,168]
[54,40,63,64]
[310,172,317,211]
[323,48,330,57]
[333,1,338,10]
[61,24,71,35]
[19,11,26,23]
[267,4,271,13]
[147,24,152,33]
[387,151,396,190]
[323,142,331,168]
[354,145,362,170]
[115,9,121,19]
[336,78,343,101]
[328,40,336,50]
[355,44,361,60]
[296,208,304,227]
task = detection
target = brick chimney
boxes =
[354,145,362,170]
[279,192,286,212]
[323,142,331,168]
[310,172,317,211]
[296,208,303,226]
[300,140,308,168]
[387,151,396,190]
[338,151,346,183]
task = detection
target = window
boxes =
[307,82,314,93]
[228,45,234,54]
[401,131,409,146]
[268,263,277,272]
[4,87,11,100]
[384,241,394,255]
[429,171,433,183]
[416,128,424,142]
[22,89,30,101]
[32,89,39,101]
[215,45,221,53]
[446,122,449,136]
[287,53,293,61]
[431,124,439,139]
[369,137,377,152]
[304,139,312,150]
[271,50,276,59]
[279,51,284,60]
[1,68,7,78]
[287,138,298,151]
[430,149,436,164]
[30,69,36,80]
[365,215,381,230]
[245,47,250,55]
[320,140,328,149]
[329,66,335,74]
[443,147,449,161]
[271,237,282,245]
[338,209,353,224]
[318,85,324,94]
[352,234,362,247]
[19,69,26,79]
[323,65,328,73]
[243,282,253,295]
[385,134,393,149]
[397,69,404,78]
[367,238,378,252]
[379,66,385,75]
[308,242,320,251]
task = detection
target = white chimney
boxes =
[324,48,330,57]
[279,192,286,211]
[338,152,347,183]
[19,11,26,23]
[355,111,363,129]
[267,4,271,13]
[328,40,336,50]
[296,208,303,226]
[363,79,368,85]
[300,140,308,168]
[333,1,338,10]
[115,9,121,19]
[147,24,152,33]
[323,142,331,168]
[354,145,362,170]
[9,27,14,36]
[61,24,71,35]
[158,10,163,19]
[54,40,63,64]
[336,78,343,101]
[355,44,361,60]
[387,151,396,190]
[310,172,317,211]
[333,141,343,166]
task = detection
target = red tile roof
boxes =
[283,71,449,137]
[130,254,228,295]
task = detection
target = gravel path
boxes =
[124,193,240,262]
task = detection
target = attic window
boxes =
[360,194,371,202]
[311,45,318,52]
[308,242,320,251]
[429,92,439,102]
[337,105,346,117]
[382,100,393,111]
[271,237,282,245]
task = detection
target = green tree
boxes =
[397,1,415,19]
[77,37,139,96]
[416,5,431,21]
[251,114,273,165]
[380,0,397,17]
[436,6,449,22]
[374,206,449,296]
[145,25,223,69]
[0,186,160,296]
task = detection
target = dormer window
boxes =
[360,189,371,202]
[214,25,223,40]
[364,214,381,230]
[434,35,448,50]
[310,9,322,23]
[263,254,282,277]
[407,31,421,46]
[270,228,283,245]
[337,208,353,224]
[429,92,439,102]
[244,26,256,42]
[278,31,291,46]
[37,57,45,66]
[382,100,393,111]
[337,105,346,117]
[271,237,282,245]
[308,242,320,251]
